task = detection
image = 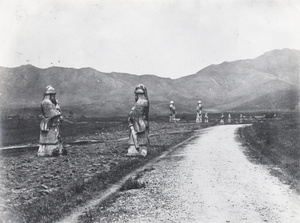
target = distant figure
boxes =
[204,112,209,123]
[169,101,176,122]
[220,113,224,125]
[127,84,150,157]
[196,100,202,123]
[239,114,243,123]
[228,114,231,124]
[38,85,67,157]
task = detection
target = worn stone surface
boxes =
[204,113,209,123]
[38,86,65,157]
[220,113,225,125]
[127,84,149,156]
[169,101,176,123]
[228,114,232,123]
[196,101,202,123]
[239,114,244,123]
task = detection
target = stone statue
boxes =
[239,114,243,123]
[204,112,209,123]
[196,100,202,123]
[220,113,225,125]
[38,85,67,157]
[127,84,150,157]
[169,101,176,122]
[228,114,231,123]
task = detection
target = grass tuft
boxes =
[120,174,146,191]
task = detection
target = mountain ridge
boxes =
[0,48,299,117]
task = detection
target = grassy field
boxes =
[0,116,217,223]
[0,117,129,147]
[0,112,249,147]
[238,112,300,193]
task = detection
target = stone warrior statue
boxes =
[239,114,243,124]
[169,101,176,122]
[127,84,150,157]
[220,113,225,125]
[204,112,209,123]
[38,85,67,157]
[196,100,202,123]
[228,114,232,124]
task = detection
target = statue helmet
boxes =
[198,100,201,104]
[134,84,146,94]
[44,85,56,95]
[170,101,174,104]
[134,84,148,100]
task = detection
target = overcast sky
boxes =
[0,0,299,78]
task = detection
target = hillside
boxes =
[0,48,299,117]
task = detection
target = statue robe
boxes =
[128,98,149,156]
[38,99,64,156]
[196,105,202,123]
[169,105,176,122]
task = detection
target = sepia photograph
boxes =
[0,0,299,222]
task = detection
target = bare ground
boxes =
[0,121,204,223]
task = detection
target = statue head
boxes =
[170,101,174,105]
[44,85,57,104]
[198,100,201,104]
[134,84,148,101]
[44,85,56,95]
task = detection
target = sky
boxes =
[0,0,299,79]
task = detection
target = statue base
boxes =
[196,118,202,123]
[38,144,67,157]
[196,113,202,123]
[127,145,147,157]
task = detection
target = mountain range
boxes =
[0,48,299,118]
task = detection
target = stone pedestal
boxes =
[127,145,140,156]
[38,143,67,157]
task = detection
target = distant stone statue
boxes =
[204,112,209,123]
[239,114,243,123]
[169,101,176,122]
[127,84,150,157]
[38,86,67,157]
[220,113,225,125]
[196,100,202,123]
[228,114,231,124]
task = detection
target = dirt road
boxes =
[81,125,300,222]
